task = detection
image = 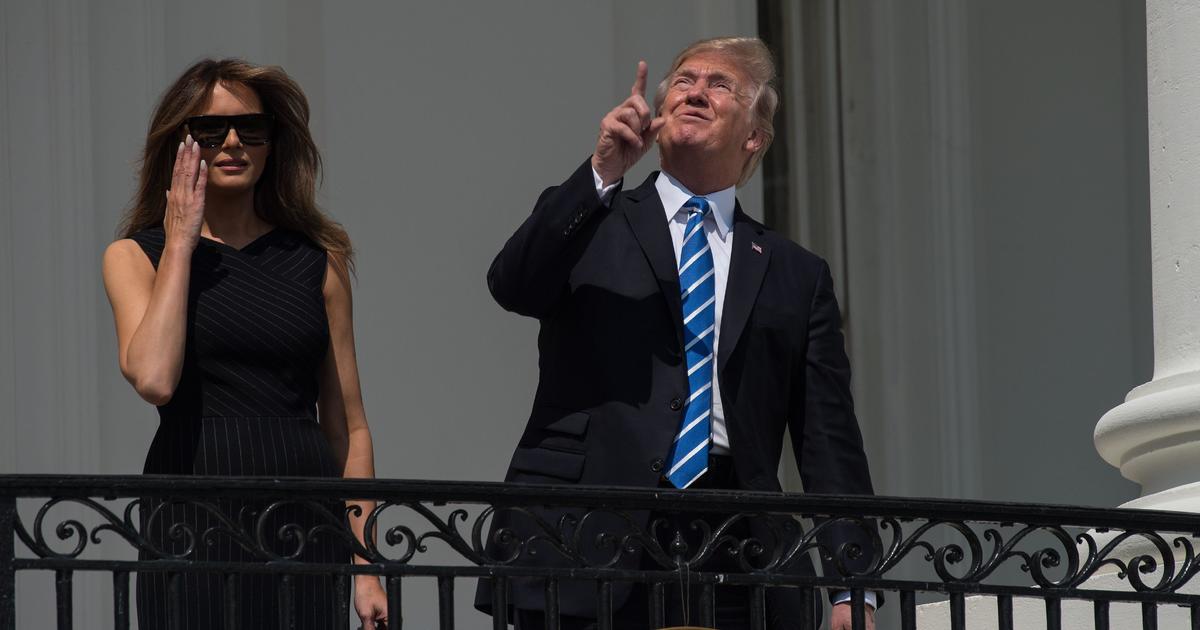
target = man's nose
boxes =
[685,83,708,106]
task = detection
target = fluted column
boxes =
[1095,0,1200,511]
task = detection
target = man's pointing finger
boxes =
[631,60,648,97]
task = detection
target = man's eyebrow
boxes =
[672,67,736,85]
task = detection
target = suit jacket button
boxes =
[669,398,683,411]
[650,458,664,473]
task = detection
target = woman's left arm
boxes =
[318,256,388,626]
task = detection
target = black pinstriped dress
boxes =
[130,227,347,629]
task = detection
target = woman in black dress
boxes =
[102,59,388,628]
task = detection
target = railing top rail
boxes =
[0,473,1195,532]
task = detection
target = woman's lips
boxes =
[214,161,247,172]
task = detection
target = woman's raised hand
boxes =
[163,135,207,252]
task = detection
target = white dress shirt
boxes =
[654,171,735,455]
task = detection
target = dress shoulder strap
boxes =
[128,227,167,269]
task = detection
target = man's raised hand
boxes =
[592,61,666,187]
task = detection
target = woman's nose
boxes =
[222,128,243,149]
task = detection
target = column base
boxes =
[1094,374,1200,497]
[1122,478,1200,511]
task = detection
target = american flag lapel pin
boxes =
[751,242,763,254]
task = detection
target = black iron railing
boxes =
[2,475,1200,630]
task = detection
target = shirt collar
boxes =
[655,171,735,238]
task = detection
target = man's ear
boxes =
[744,127,765,154]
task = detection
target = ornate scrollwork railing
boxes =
[3,475,1200,630]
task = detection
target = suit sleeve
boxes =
[789,258,881,595]
[487,157,615,319]
[795,259,872,495]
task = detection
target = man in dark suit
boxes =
[478,37,876,630]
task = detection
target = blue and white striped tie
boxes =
[667,196,716,489]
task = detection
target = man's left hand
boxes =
[354,576,388,628]
[830,601,876,630]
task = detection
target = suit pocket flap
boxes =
[543,411,589,436]
[511,447,585,481]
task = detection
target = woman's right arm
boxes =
[102,137,207,405]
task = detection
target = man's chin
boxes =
[661,130,709,151]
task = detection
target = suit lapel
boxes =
[621,174,685,349]
[718,206,770,375]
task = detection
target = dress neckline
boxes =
[199,228,280,253]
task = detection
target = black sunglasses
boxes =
[184,113,274,148]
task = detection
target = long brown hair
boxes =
[120,58,354,271]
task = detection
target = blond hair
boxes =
[653,37,779,187]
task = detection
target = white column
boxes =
[1094,0,1200,512]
